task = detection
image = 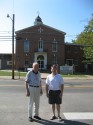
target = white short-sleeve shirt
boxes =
[46,73,64,90]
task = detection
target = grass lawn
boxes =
[0,70,93,78]
[0,70,26,76]
[61,74,86,77]
[61,73,93,78]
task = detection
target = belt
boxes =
[29,85,39,87]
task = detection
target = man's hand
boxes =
[26,90,30,97]
[40,89,43,95]
[59,92,63,98]
[46,93,49,98]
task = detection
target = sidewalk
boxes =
[41,73,93,80]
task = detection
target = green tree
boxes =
[72,14,93,63]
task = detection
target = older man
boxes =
[25,62,42,122]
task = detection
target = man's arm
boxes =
[46,84,49,97]
[25,71,31,97]
[25,82,30,97]
[61,84,64,96]
[40,81,43,95]
[60,76,64,97]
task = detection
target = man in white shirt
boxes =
[46,64,64,122]
[25,62,42,122]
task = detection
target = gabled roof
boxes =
[15,23,66,35]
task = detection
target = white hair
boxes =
[32,62,38,67]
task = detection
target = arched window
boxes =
[37,55,44,69]
[37,55,44,60]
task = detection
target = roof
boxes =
[0,53,12,55]
[15,23,66,35]
[65,43,85,46]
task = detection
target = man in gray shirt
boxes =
[25,62,42,122]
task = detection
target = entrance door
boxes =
[37,55,44,69]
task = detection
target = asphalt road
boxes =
[0,79,93,125]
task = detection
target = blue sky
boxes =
[0,0,93,53]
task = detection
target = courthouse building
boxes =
[15,16,85,72]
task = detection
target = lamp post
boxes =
[7,14,15,79]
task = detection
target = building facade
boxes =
[65,43,84,72]
[0,54,12,69]
[15,16,86,72]
[15,16,66,71]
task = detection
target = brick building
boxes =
[0,54,12,69]
[65,43,84,72]
[15,16,86,72]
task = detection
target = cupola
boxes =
[34,15,43,25]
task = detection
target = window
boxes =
[37,55,44,69]
[52,54,57,64]
[74,46,79,53]
[24,57,29,67]
[24,39,29,52]
[66,59,73,66]
[52,39,57,52]
[67,46,71,53]
[7,61,12,65]
[38,38,43,52]
[74,60,78,66]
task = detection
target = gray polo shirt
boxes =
[25,70,41,86]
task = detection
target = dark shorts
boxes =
[48,90,62,104]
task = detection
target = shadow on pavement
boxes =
[34,118,90,125]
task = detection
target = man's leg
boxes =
[50,104,58,120]
[34,87,40,116]
[52,104,56,116]
[56,104,60,117]
[33,87,42,120]
[28,87,34,118]
[56,104,62,121]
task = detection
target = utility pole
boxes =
[7,14,15,79]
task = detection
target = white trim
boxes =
[34,52,47,69]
